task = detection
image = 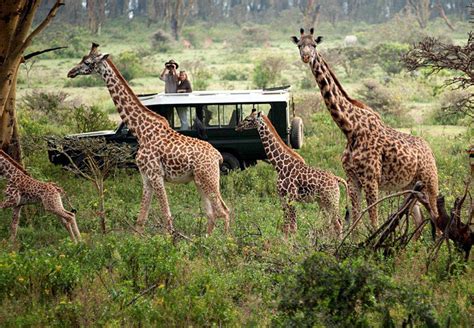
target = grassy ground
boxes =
[1,17,473,326]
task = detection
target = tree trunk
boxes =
[0,0,63,161]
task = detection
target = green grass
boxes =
[2,17,473,326]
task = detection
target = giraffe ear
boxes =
[257,111,262,118]
[300,28,304,35]
[315,36,323,44]
[310,27,314,35]
[291,36,299,44]
[99,53,109,61]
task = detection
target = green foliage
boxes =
[252,57,285,89]
[357,79,407,126]
[221,67,247,81]
[275,252,440,327]
[73,105,115,133]
[114,51,144,81]
[151,29,175,52]
[64,75,103,88]
[431,89,470,125]
[374,42,410,75]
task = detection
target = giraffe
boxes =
[67,43,229,234]
[291,28,439,230]
[236,110,349,237]
[0,150,81,242]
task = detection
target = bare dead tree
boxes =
[402,32,474,119]
[47,137,134,234]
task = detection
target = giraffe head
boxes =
[235,109,262,132]
[291,28,323,64]
[67,43,109,78]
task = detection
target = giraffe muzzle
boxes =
[302,55,311,63]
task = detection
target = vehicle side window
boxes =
[241,104,271,120]
[202,104,238,128]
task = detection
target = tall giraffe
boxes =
[0,150,81,242]
[67,44,229,234]
[292,28,439,228]
[236,110,349,237]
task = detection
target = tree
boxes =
[402,32,474,119]
[406,0,431,29]
[48,137,134,234]
[0,0,64,161]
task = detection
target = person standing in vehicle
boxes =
[177,71,192,93]
[160,59,178,93]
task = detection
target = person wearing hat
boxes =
[160,59,179,93]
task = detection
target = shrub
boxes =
[221,67,247,81]
[73,105,115,133]
[182,60,212,91]
[114,51,143,81]
[151,29,174,52]
[374,42,410,75]
[431,89,470,125]
[275,252,440,327]
[357,79,406,126]
[252,57,285,89]
[64,75,103,88]
[323,47,376,78]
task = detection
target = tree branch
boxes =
[22,46,67,62]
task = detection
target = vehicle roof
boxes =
[139,88,290,106]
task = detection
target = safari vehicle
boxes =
[48,86,304,173]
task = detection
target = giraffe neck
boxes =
[0,151,28,179]
[96,59,169,141]
[256,115,305,171]
[310,52,356,135]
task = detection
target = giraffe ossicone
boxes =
[67,43,229,234]
[292,29,439,231]
[236,111,350,237]
[0,150,81,243]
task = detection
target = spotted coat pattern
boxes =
[67,44,229,234]
[292,29,439,228]
[236,112,349,237]
[0,150,81,242]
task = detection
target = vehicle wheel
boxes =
[290,116,304,149]
[220,152,240,175]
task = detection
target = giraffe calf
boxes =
[0,150,81,243]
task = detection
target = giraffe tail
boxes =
[335,176,351,225]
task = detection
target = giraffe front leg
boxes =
[280,197,297,237]
[346,174,362,224]
[1,187,21,209]
[149,175,174,233]
[10,206,22,242]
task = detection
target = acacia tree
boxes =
[402,32,474,120]
[0,0,64,161]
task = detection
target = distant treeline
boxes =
[36,0,472,38]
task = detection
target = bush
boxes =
[357,79,406,126]
[182,60,212,91]
[221,67,247,81]
[431,89,470,125]
[275,252,439,327]
[252,57,285,89]
[114,51,144,81]
[374,42,410,75]
[73,105,115,133]
[64,75,103,88]
[151,29,174,52]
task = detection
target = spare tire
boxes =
[290,116,304,149]
[220,152,240,175]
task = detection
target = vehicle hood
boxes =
[66,130,116,138]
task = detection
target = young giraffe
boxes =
[236,110,349,237]
[67,44,229,234]
[292,28,439,229]
[0,150,81,242]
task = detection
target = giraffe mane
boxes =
[0,150,30,176]
[261,115,305,163]
[321,57,381,119]
[105,58,170,127]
